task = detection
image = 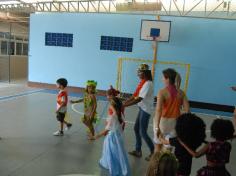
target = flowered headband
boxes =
[86,80,97,88]
[138,63,150,72]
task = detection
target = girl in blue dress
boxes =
[91,96,131,176]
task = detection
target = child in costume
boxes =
[70,80,97,138]
[107,85,125,130]
[54,78,72,136]
[179,118,235,176]
[146,151,178,176]
[159,113,206,176]
[91,96,130,176]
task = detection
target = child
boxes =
[179,118,235,176]
[91,96,130,176]
[159,113,206,176]
[146,151,178,176]
[107,85,120,98]
[70,80,97,138]
[54,78,72,136]
[107,85,126,130]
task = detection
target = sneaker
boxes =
[53,130,64,136]
[65,123,72,131]
[145,153,153,161]
[128,150,142,158]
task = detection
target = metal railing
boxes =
[0,0,116,13]
[0,0,236,19]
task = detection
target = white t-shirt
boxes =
[137,81,153,114]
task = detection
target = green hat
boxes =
[86,80,97,88]
[138,63,149,72]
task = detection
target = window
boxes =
[16,42,22,55]
[1,41,8,55]
[0,32,5,38]
[45,32,73,47]
[23,43,28,55]
[8,42,15,55]
[16,36,23,41]
[100,36,133,52]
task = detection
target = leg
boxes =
[54,113,64,136]
[88,122,95,136]
[134,109,142,152]
[83,116,95,137]
[60,122,64,132]
[139,109,154,154]
[63,113,72,129]
[57,112,65,132]
[129,109,142,157]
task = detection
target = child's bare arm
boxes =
[94,129,109,139]
[70,98,83,104]
[179,139,209,158]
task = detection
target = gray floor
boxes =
[0,84,235,176]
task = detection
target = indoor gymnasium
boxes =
[0,0,235,176]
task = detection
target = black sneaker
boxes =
[65,123,72,131]
[128,150,142,158]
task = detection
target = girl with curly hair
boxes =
[160,113,206,176]
[180,118,235,176]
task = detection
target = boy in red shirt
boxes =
[54,78,72,136]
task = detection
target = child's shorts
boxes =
[57,112,66,122]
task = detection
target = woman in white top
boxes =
[123,63,154,161]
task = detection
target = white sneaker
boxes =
[53,130,63,136]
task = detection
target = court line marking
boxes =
[0,89,44,102]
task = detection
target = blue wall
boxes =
[29,13,236,106]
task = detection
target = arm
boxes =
[154,90,164,135]
[182,92,190,113]
[94,129,109,139]
[56,103,66,113]
[178,139,209,158]
[91,106,114,140]
[123,96,142,107]
[56,93,67,113]
[70,99,83,104]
